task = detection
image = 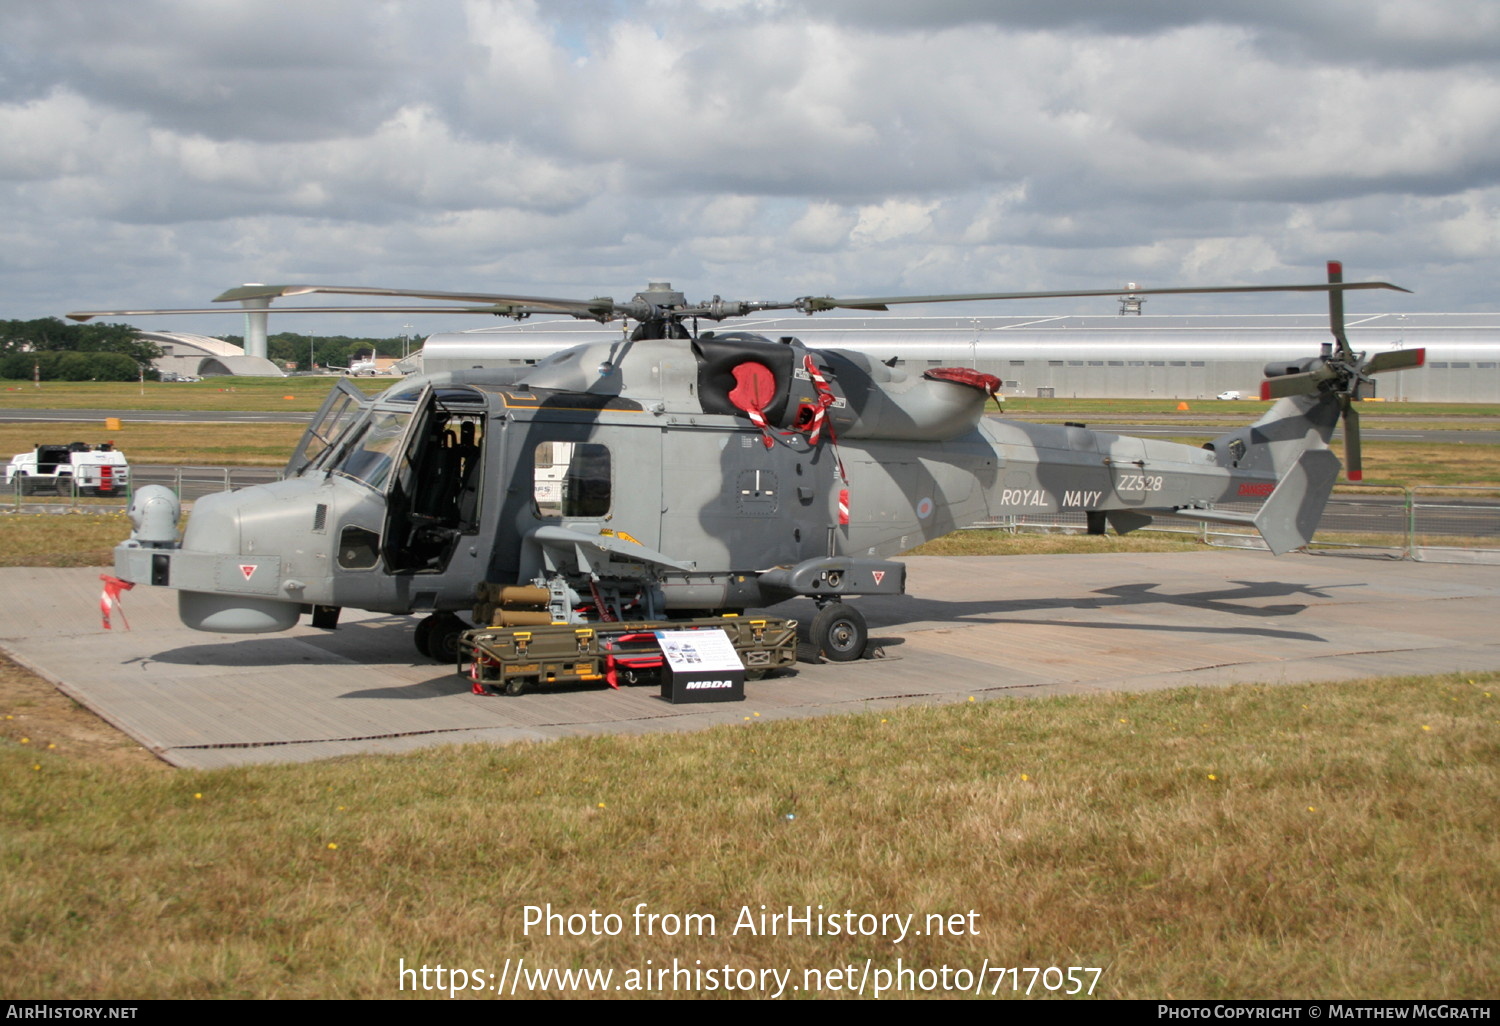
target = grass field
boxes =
[3,672,1495,999]
[2,377,1496,420]
[998,397,1500,419]
[0,422,303,467]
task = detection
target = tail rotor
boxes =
[1259,261,1424,481]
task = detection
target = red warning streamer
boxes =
[803,354,848,486]
[99,574,135,631]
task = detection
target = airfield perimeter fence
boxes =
[963,485,1500,565]
[7,465,278,513]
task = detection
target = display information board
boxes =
[656,628,746,703]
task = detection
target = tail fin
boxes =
[1207,392,1341,479]
[1249,448,1341,554]
[1172,447,1341,555]
[1160,394,1343,554]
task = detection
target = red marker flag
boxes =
[100,574,135,630]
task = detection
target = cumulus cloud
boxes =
[1,0,1497,333]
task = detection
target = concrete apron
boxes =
[3,550,1498,769]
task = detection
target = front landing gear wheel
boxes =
[415,612,468,662]
[811,602,867,662]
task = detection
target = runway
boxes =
[3,550,1497,770]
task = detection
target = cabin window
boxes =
[533,442,611,518]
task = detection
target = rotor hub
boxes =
[634,282,687,310]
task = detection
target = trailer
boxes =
[460,614,799,696]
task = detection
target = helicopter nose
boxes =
[171,489,303,633]
[179,489,242,553]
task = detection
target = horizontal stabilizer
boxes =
[1105,509,1154,535]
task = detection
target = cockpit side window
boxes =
[288,379,370,477]
[533,442,611,518]
[332,410,413,490]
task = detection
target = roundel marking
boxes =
[916,497,934,519]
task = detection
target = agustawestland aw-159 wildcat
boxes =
[71,262,1420,692]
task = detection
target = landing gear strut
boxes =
[810,601,867,662]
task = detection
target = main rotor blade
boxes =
[1343,400,1363,482]
[1365,348,1427,374]
[801,279,1410,313]
[212,284,621,320]
[73,263,1413,326]
[66,305,529,323]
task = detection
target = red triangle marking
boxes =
[240,564,257,580]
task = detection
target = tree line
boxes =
[0,318,417,379]
[220,332,417,372]
[0,318,162,381]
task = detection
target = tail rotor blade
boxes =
[1260,368,1333,400]
[1326,260,1354,361]
[1365,348,1426,374]
[1342,399,1363,482]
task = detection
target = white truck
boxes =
[5,441,130,496]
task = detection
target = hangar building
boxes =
[420,312,1499,403]
[140,331,284,378]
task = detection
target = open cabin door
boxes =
[381,385,488,574]
[286,379,371,477]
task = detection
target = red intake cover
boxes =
[924,367,1002,394]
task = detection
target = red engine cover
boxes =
[924,367,1002,394]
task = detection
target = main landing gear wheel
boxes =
[414,612,468,662]
[811,602,867,662]
[413,615,434,657]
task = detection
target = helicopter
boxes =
[79,262,1419,669]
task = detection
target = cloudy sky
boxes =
[2,0,1497,338]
